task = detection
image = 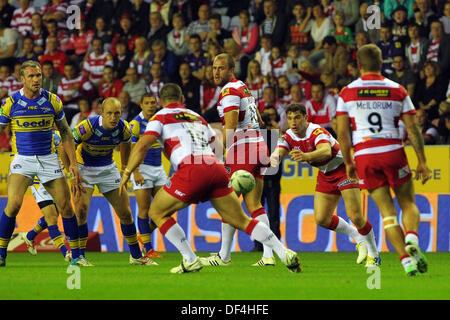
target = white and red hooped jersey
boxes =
[143,103,216,170]
[83,51,114,85]
[57,75,94,106]
[336,74,416,158]
[277,123,343,174]
[217,78,265,150]
[305,94,336,128]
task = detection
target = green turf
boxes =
[0,252,448,300]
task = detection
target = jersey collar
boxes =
[360,74,385,81]
[164,102,185,109]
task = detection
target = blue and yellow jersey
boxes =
[129,112,162,167]
[0,89,64,156]
[73,115,131,167]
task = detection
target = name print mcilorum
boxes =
[180,304,270,317]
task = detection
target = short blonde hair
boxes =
[357,44,382,72]
[20,60,40,77]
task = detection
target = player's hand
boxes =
[270,154,280,167]
[416,162,432,185]
[119,170,131,196]
[68,164,85,199]
[134,171,145,185]
[290,150,307,162]
[345,162,359,183]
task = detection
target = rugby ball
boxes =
[230,170,255,194]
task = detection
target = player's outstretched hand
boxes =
[290,150,307,162]
[416,162,432,185]
[270,154,280,167]
[69,165,85,199]
[345,162,359,183]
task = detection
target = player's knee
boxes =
[314,215,331,228]
[6,198,23,217]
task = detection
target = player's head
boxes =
[139,92,158,117]
[20,60,42,96]
[101,97,122,130]
[159,83,184,107]
[213,53,235,87]
[356,44,382,74]
[286,103,308,136]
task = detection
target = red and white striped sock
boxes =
[245,219,286,261]
[251,207,274,259]
[160,217,196,263]
[357,221,378,257]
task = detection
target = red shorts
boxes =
[164,157,233,204]
[225,141,269,180]
[355,147,412,190]
[315,164,360,195]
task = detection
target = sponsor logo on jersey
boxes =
[95,129,102,137]
[357,89,390,98]
[312,128,324,136]
[40,107,52,113]
[54,168,62,174]
[398,165,410,179]
[222,88,230,96]
[175,189,186,197]
[79,124,86,135]
[243,87,251,96]
[37,97,47,105]
[112,129,119,137]
[17,99,27,107]
[72,130,81,141]
[13,164,22,169]
[15,118,52,128]
[174,113,199,122]
[337,179,354,188]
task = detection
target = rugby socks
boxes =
[138,217,153,253]
[245,219,286,262]
[48,224,68,258]
[27,216,48,241]
[62,215,80,259]
[327,215,362,241]
[218,220,236,262]
[160,217,197,263]
[251,207,274,259]
[405,231,419,245]
[0,211,15,258]
[357,221,378,257]
[120,223,142,259]
[78,223,89,257]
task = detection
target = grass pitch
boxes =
[0,252,449,300]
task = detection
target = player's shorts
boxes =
[315,164,360,195]
[225,141,269,180]
[79,163,121,194]
[355,147,412,190]
[9,153,64,184]
[31,183,54,204]
[164,156,233,203]
[131,164,168,190]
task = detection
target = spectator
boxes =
[405,23,428,75]
[103,0,133,33]
[122,67,147,104]
[0,0,14,27]
[113,39,133,81]
[320,71,339,99]
[259,85,286,130]
[322,36,349,81]
[266,46,287,84]
[150,39,178,80]
[355,1,380,44]
[118,90,141,122]
[4,62,23,96]
[110,13,140,56]
[440,2,450,34]
[391,5,409,44]
[414,61,448,121]
[349,31,370,61]
[82,37,114,89]
[17,36,38,64]
[223,38,250,81]
[150,0,172,27]
[186,33,209,81]
[205,40,223,64]
[346,60,360,82]
[321,0,335,18]
[0,64,10,101]
[376,22,404,76]
[40,0,68,33]
[304,80,336,136]
[308,2,333,68]
[130,36,152,80]
[329,10,354,48]
[147,11,171,47]
[298,59,319,100]
[254,35,272,77]
[409,7,431,38]
[131,0,150,35]
[333,0,359,29]
[286,43,307,85]
[0,123,10,152]
[177,61,201,114]
[289,83,306,106]
[28,12,46,55]
[232,9,259,56]
[389,54,417,97]
[259,0,287,48]
[168,0,196,27]
[10,0,35,37]
[200,64,220,117]
[436,112,450,144]
[438,82,450,119]
[423,20,450,79]
[415,0,438,31]
[70,96,93,130]
[412,109,440,145]
[246,59,269,107]
[186,4,211,43]
[0,17,21,66]
[285,1,314,53]
[80,0,111,31]
[167,13,190,57]
[93,16,114,53]
[66,15,94,64]
[383,0,415,21]
[40,35,68,76]
[206,13,232,48]
[41,60,62,93]
[146,62,166,101]
[98,65,124,99]
[44,19,70,53]
[277,75,292,107]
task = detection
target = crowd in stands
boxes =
[0,0,449,153]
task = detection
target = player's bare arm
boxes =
[119,134,158,195]
[291,142,332,162]
[402,113,431,184]
[55,117,83,197]
[129,143,145,185]
[223,110,239,151]
[270,147,289,167]
[336,114,358,181]
[119,141,132,176]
